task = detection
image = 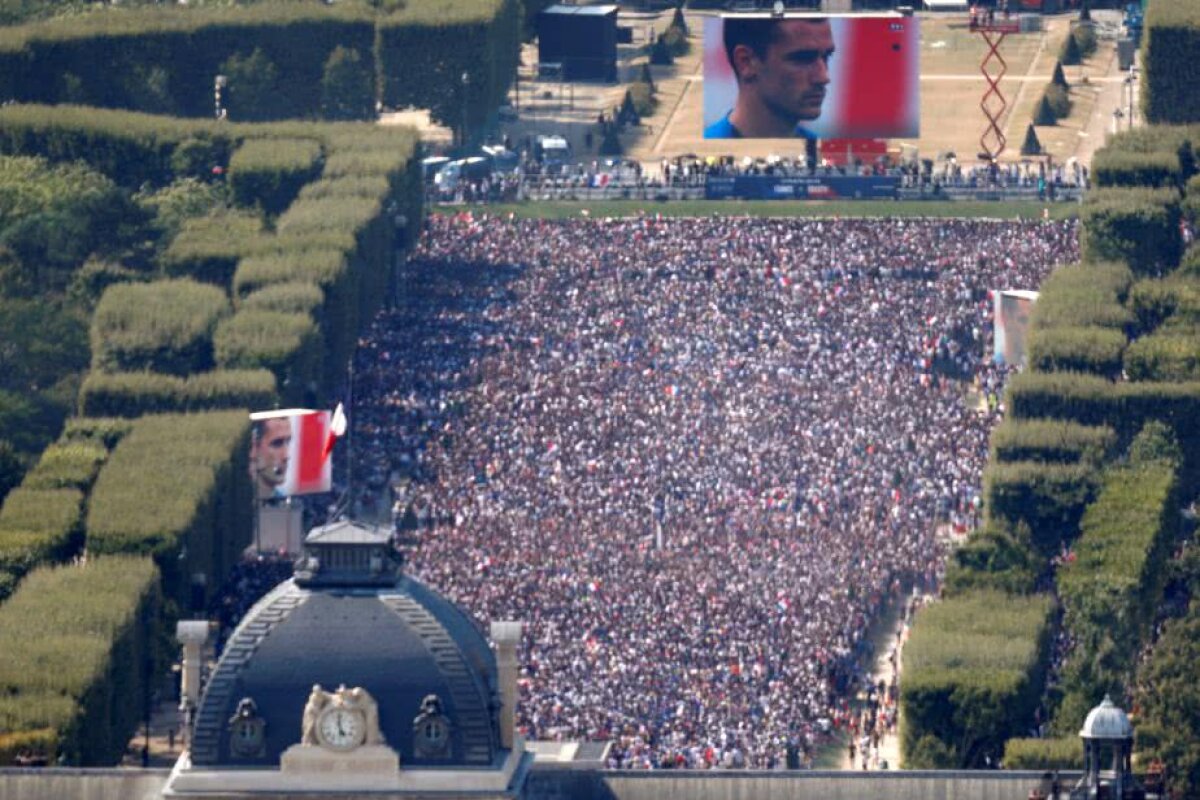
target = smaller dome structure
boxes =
[1079,695,1133,740]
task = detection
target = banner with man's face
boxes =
[249,409,332,500]
[703,14,920,140]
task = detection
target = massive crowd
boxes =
[350,214,1078,769]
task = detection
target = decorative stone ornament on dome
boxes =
[281,684,400,774]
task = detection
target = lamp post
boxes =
[1124,68,1136,131]
[460,71,470,150]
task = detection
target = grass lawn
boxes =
[435,199,1081,219]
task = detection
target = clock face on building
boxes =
[317,707,367,751]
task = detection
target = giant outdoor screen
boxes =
[703,14,919,140]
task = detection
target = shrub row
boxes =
[1003,737,1083,770]
[60,417,136,450]
[239,282,324,316]
[901,590,1055,768]
[1026,325,1127,378]
[1053,440,1179,730]
[0,5,376,120]
[228,137,323,215]
[989,419,1117,465]
[942,523,1041,597]
[160,211,266,286]
[1092,149,1183,189]
[378,0,521,138]
[90,279,230,376]
[78,369,275,420]
[19,442,107,491]
[1004,371,1200,493]
[983,461,1100,558]
[0,487,83,602]
[213,310,322,403]
[0,556,161,765]
[1142,0,1200,125]
[86,411,250,608]
[1127,276,1200,335]
[1080,187,1182,276]
[1125,331,1200,381]
[1029,261,1133,331]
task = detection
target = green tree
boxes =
[599,123,623,156]
[650,36,674,66]
[320,46,376,121]
[1034,94,1057,125]
[1061,30,1082,66]
[1020,124,1043,156]
[640,61,655,93]
[221,48,284,121]
[671,3,688,36]
[1136,613,1200,799]
[1052,60,1068,88]
[0,440,21,505]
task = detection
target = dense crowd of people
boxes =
[349,213,1078,768]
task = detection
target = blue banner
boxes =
[705,175,901,201]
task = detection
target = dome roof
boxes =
[1079,695,1133,740]
[189,521,502,768]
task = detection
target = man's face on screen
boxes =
[740,20,834,124]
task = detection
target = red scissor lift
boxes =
[970,14,1021,160]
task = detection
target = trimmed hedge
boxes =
[1029,262,1134,331]
[983,461,1099,558]
[1003,737,1083,770]
[213,311,322,403]
[1026,325,1127,378]
[1081,187,1182,276]
[902,590,1056,768]
[239,282,325,316]
[78,369,276,419]
[989,419,1116,465]
[228,138,323,215]
[91,279,229,376]
[0,5,376,120]
[160,211,265,286]
[19,442,107,491]
[1005,371,1200,494]
[943,523,1041,597]
[86,412,251,607]
[1127,276,1200,335]
[1125,332,1200,382]
[61,417,135,450]
[1142,0,1200,125]
[0,556,161,766]
[1092,149,1183,189]
[0,487,84,602]
[377,0,521,139]
[1054,454,1179,730]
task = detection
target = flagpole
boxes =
[346,357,354,519]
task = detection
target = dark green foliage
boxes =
[1003,737,1083,770]
[671,4,687,37]
[1081,187,1182,275]
[0,156,136,296]
[1043,83,1071,121]
[902,591,1055,769]
[1061,28,1082,65]
[640,61,655,92]
[599,124,622,157]
[221,48,283,122]
[1092,150,1182,189]
[650,35,673,66]
[213,311,321,402]
[78,369,276,419]
[91,279,229,376]
[20,442,106,492]
[1135,611,1200,799]
[61,417,134,450]
[1141,0,1200,125]
[1034,95,1056,127]
[0,556,162,766]
[160,211,264,286]
[0,442,19,506]
[86,412,251,607]
[943,523,1041,597]
[1127,277,1200,335]
[662,24,689,57]
[1027,325,1126,378]
[228,139,322,216]
[983,461,1100,558]
[320,46,375,122]
[1020,124,1042,157]
[1054,455,1179,732]
[0,487,84,602]
[239,282,324,316]
[1072,23,1097,58]
[1125,332,1200,381]
[377,0,521,142]
[1030,262,1133,331]
[1052,60,1068,88]
[989,419,1117,465]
